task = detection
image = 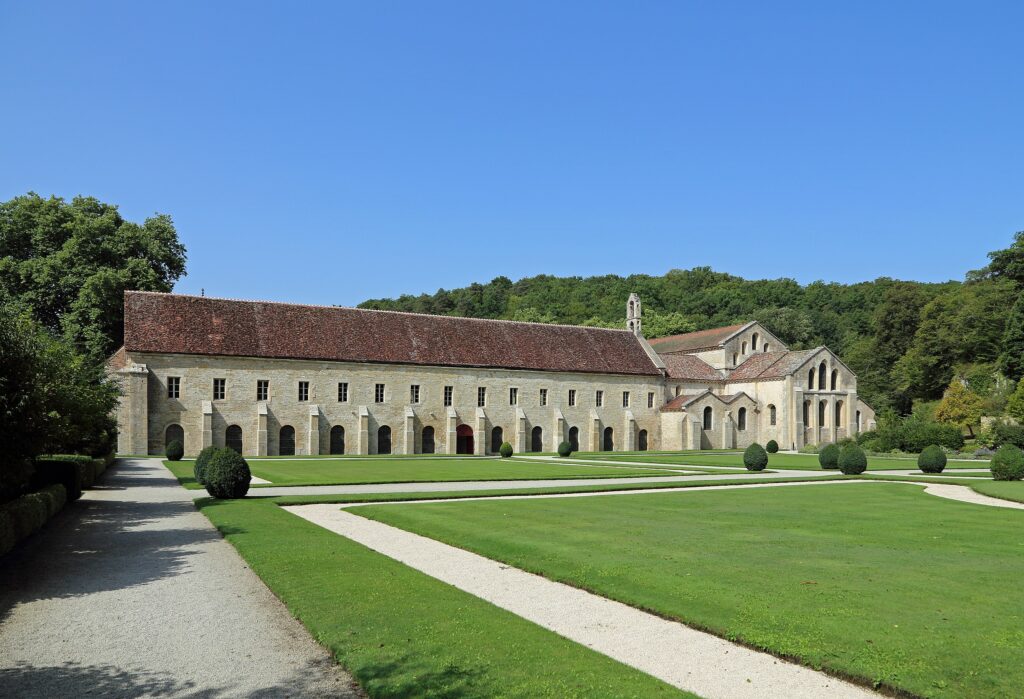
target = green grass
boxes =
[579,451,987,471]
[356,482,1024,698]
[969,480,1024,503]
[196,497,687,698]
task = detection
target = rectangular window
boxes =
[648,392,655,409]
[622,391,630,408]
[568,389,577,407]
[596,390,604,407]
[410,384,421,404]
[338,382,348,402]
[375,383,386,403]
[167,376,180,399]
[477,387,486,407]
[256,380,269,401]
[539,388,548,407]
[509,387,518,405]
[213,378,225,401]
[298,381,309,402]
[443,385,453,407]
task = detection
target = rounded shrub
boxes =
[499,442,513,458]
[765,439,779,454]
[194,445,219,485]
[203,448,252,499]
[990,444,1024,481]
[557,441,572,458]
[918,444,947,474]
[818,443,841,469]
[743,443,768,471]
[838,444,868,475]
[166,440,184,462]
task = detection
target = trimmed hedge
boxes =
[838,444,868,475]
[204,448,252,499]
[991,445,1024,481]
[765,440,779,454]
[194,446,219,485]
[557,441,572,458]
[166,440,184,461]
[818,443,841,469]
[0,484,68,557]
[743,443,768,471]
[918,445,947,474]
[499,442,514,458]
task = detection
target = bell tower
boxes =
[626,293,642,336]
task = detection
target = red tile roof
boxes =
[660,391,749,412]
[727,351,788,380]
[123,292,661,376]
[661,354,722,381]
[648,323,749,354]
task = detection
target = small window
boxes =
[595,390,604,408]
[703,406,713,430]
[751,333,759,351]
[410,384,421,404]
[477,387,486,407]
[298,381,309,402]
[338,382,349,402]
[733,353,738,366]
[539,388,547,407]
[443,385,453,407]
[738,407,747,431]
[167,376,181,399]
[375,383,386,403]
[648,392,655,408]
[769,404,777,426]
[568,389,577,407]
[256,380,269,401]
[763,343,770,352]
[622,391,630,408]
[509,387,518,405]
[213,378,225,401]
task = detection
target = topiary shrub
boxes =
[166,440,184,461]
[743,443,768,471]
[818,443,841,469]
[194,446,219,485]
[557,441,572,457]
[838,444,868,475]
[203,448,252,499]
[991,444,1024,481]
[499,442,513,458]
[918,444,947,474]
[765,439,779,454]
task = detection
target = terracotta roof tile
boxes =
[648,323,749,354]
[660,394,702,412]
[123,292,661,376]
[661,354,723,381]
[727,351,788,380]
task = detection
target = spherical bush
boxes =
[991,444,1024,481]
[818,443,841,469]
[166,440,184,462]
[838,444,868,475]
[203,448,252,499]
[557,441,572,457]
[766,439,779,454]
[499,442,514,458]
[918,444,947,474]
[743,443,768,471]
[194,446,218,485]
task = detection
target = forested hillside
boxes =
[361,234,1024,415]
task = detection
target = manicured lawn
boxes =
[970,480,1024,503]
[356,482,1024,698]
[580,451,987,471]
[197,497,686,698]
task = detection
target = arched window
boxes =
[830,369,839,391]
[856,410,862,432]
[768,404,777,426]
[751,333,759,351]
[531,426,543,453]
[421,426,435,454]
[330,425,345,454]
[377,425,392,454]
[803,400,810,426]
[733,353,738,366]
[165,424,184,451]
[741,341,748,355]
[638,429,648,451]
[279,425,295,456]
[226,425,243,454]
[818,362,827,390]
[703,406,713,430]
[737,407,747,431]
[818,401,827,427]
[763,343,770,352]
[835,401,844,427]
[456,424,473,454]
[808,368,815,389]
[568,426,579,452]
[602,426,614,451]
[490,426,503,453]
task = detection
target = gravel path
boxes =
[286,501,880,699]
[918,482,1024,509]
[0,458,360,698]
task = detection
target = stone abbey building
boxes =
[110,291,875,456]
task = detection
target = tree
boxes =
[934,380,984,437]
[999,293,1024,382]
[976,231,1024,287]
[1006,380,1024,424]
[0,193,187,360]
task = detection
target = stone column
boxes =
[688,418,702,450]
[553,409,566,451]
[846,390,858,436]
[476,408,488,455]
[722,410,735,449]
[201,401,213,454]
[623,411,636,451]
[515,408,528,454]
[446,407,458,454]
[357,406,369,455]
[402,406,416,455]
[589,410,601,452]
[256,403,268,456]
[792,386,804,451]
[307,405,321,455]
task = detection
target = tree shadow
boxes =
[354,655,484,698]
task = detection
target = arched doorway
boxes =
[456,424,474,454]
[638,429,648,451]
[377,425,392,455]
[279,425,295,456]
[531,426,543,453]
[568,426,579,452]
[330,425,345,454]
[226,425,243,454]
[602,426,614,451]
[165,424,184,451]
[490,426,503,453]
[737,407,747,431]
[422,426,435,454]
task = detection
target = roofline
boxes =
[791,346,857,379]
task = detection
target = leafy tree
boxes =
[934,380,984,438]
[998,293,1024,382]
[0,193,187,360]
[1005,380,1024,425]
[975,230,1024,286]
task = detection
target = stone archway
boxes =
[456,424,474,454]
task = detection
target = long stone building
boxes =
[110,291,875,456]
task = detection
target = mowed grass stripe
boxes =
[578,452,988,471]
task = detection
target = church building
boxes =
[109,291,875,456]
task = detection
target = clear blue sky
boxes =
[1,2,1021,306]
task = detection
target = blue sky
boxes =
[1,2,1021,306]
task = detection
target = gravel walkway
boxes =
[0,458,360,698]
[918,482,1024,509]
